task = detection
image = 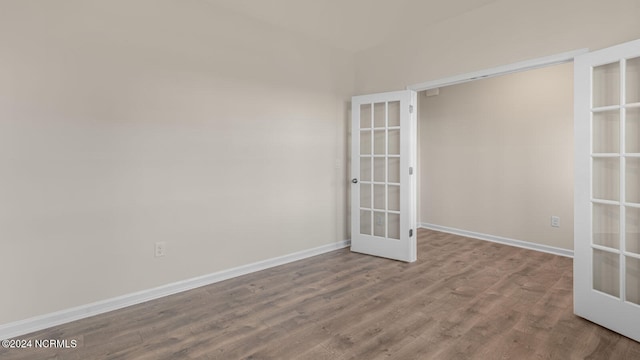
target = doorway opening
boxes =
[415,60,575,256]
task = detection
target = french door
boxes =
[351,90,417,262]
[574,39,640,341]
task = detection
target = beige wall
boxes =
[420,63,574,249]
[355,0,640,94]
[0,1,353,324]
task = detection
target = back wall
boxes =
[419,63,574,249]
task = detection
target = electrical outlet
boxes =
[376,214,383,226]
[551,216,560,228]
[155,241,166,257]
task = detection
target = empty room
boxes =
[1,0,640,359]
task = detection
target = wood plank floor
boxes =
[3,229,640,359]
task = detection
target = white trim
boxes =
[407,49,589,92]
[0,239,351,340]
[420,223,573,258]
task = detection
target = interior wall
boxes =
[420,63,574,249]
[354,0,640,94]
[0,0,353,325]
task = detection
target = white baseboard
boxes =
[419,223,573,258]
[0,239,351,340]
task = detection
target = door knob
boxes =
[352,178,358,184]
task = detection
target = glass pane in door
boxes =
[593,62,620,107]
[360,157,371,181]
[374,158,386,182]
[374,211,385,237]
[388,157,400,183]
[627,57,640,104]
[360,131,372,154]
[593,110,619,153]
[627,256,640,305]
[360,184,371,208]
[627,206,640,254]
[627,158,640,203]
[593,249,620,297]
[627,108,640,153]
[593,158,620,201]
[388,185,400,212]
[374,185,385,210]
[388,101,400,127]
[374,102,385,128]
[360,210,372,235]
[388,129,400,155]
[374,130,386,155]
[593,203,620,249]
[388,213,400,240]
[361,104,372,128]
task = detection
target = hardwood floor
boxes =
[3,229,640,359]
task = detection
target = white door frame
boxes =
[407,49,588,92]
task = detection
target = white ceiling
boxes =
[207,0,498,52]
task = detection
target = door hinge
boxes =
[409,229,413,237]
[409,167,413,175]
[409,105,414,113]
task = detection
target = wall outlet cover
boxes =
[155,242,167,257]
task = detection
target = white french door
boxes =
[574,39,640,342]
[351,90,417,262]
